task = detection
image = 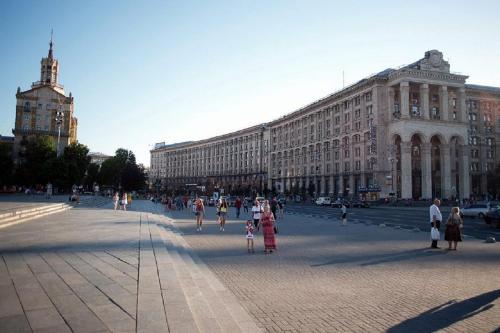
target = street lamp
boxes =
[55,109,64,157]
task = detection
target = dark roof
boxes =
[465,84,500,94]
[0,135,15,143]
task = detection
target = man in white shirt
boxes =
[341,203,347,226]
[429,198,443,249]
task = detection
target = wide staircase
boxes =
[0,195,110,229]
[137,212,261,333]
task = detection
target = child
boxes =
[245,220,255,253]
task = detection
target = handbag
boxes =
[431,227,440,240]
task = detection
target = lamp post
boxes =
[55,110,64,157]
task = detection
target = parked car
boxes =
[461,203,498,218]
[332,199,350,208]
[351,199,370,208]
[315,197,331,206]
[255,196,265,204]
[483,208,500,228]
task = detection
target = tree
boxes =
[84,163,100,189]
[0,142,13,187]
[62,143,90,188]
[15,136,56,186]
[97,149,146,191]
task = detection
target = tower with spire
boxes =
[12,32,78,160]
[38,30,60,88]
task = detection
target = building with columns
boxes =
[150,50,500,200]
[12,36,78,159]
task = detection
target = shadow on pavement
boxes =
[311,248,447,267]
[387,289,500,333]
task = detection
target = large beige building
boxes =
[12,36,78,158]
[150,50,500,200]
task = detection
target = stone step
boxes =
[153,214,261,333]
[151,215,222,332]
[0,203,72,229]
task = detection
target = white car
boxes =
[315,197,331,206]
[461,204,498,218]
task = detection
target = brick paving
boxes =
[0,200,260,332]
[165,205,500,332]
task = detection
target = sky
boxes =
[1,0,499,166]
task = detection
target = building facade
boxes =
[12,36,78,159]
[88,152,112,166]
[151,50,500,200]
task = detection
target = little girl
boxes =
[245,220,255,253]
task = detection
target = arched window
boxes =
[23,101,30,112]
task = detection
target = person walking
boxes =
[278,199,285,219]
[113,192,119,210]
[122,192,128,211]
[219,198,229,231]
[445,206,463,250]
[270,197,278,220]
[194,197,205,232]
[430,198,443,249]
[259,201,277,254]
[235,197,242,219]
[243,198,249,213]
[127,192,132,209]
[341,203,347,226]
[251,199,263,229]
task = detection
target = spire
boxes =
[48,29,54,59]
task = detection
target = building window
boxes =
[355,160,361,171]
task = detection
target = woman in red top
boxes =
[259,201,277,253]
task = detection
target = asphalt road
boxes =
[284,203,500,241]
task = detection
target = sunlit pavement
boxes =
[0,199,498,332]
[161,203,500,332]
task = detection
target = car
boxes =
[208,198,216,206]
[255,196,265,204]
[351,199,370,208]
[461,203,498,218]
[483,208,500,228]
[315,197,331,206]
[294,195,302,203]
[331,199,350,208]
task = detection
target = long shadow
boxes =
[311,248,447,267]
[388,289,500,333]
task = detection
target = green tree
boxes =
[99,158,120,187]
[62,143,90,187]
[84,163,100,188]
[0,142,14,187]
[15,136,56,186]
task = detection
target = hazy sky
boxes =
[1,0,499,166]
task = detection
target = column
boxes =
[338,176,344,197]
[421,143,432,199]
[441,144,451,199]
[348,175,354,199]
[420,83,430,120]
[320,176,326,195]
[458,87,466,123]
[440,86,449,121]
[401,141,412,199]
[400,81,410,119]
[459,145,470,199]
[329,175,334,196]
[388,87,395,121]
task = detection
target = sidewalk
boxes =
[0,200,261,332]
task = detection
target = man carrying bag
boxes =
[429,198,442,249]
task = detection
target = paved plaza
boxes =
[165,204,500,332]
[0,199,498,332]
